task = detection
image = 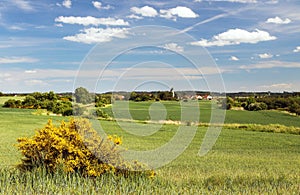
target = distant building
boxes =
[207,95,213,100]
[196,95,203,100]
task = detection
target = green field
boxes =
[0,97,299,193]
[0,96,24,105]
[102,100,300,127]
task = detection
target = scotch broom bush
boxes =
[17,118,154,177]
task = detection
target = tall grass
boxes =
[0,167,299,194]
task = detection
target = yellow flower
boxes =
[88,169,97,176]
[113,137,122,145]
[149,170,156,179]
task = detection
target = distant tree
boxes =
[47,91,57,101]
[22,95,38,108]
[32,92,44,101]
[14,100,22,108]
[158,91,174,101]
[288,102,300,114]
[95,109,109,119]
[46,100,56,112]
[0,92,3,97]
[74,87,93,104]
[62,107,73,116]
[129,92,138,101]
[221,97,234,110]
[73,105,86,116]
[248,102,267,111]
[3,99,17,108]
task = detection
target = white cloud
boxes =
[163,43,184,52]
[0,45,12,49]
[240,61,300,70]
[191,28,276,47]
[55,23,63,27]
[199,0,257,3]
[101,67,226,81]
[92,1,102,9]
[266,16,291,24]
[130,6,158,17]
[92,1,112,10]
[62,27,129,44]
[13,0,34,11]
[62,0,72,8]
[126,14,143,20]
[160,6,199,20]
[223,0,257,3]
[8,25,25,31]
[25,70,37,74]
[266,0,278,4]
[293,46,300,53]
[229,56,239,61]
[55,16,129,26]
[0,57,38,64]
[259,83,292,90]
[259,53,273,59]
[25,79,48,86]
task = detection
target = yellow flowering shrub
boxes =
[17,118,154,177]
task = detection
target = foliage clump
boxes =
[3,91,73,116]
[17,118,154,177]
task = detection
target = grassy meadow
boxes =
[103,100,300,126]
[0,97,299,194]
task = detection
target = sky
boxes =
[0,0,300,93]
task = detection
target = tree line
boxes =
[3,91,75,116]
[222,96,300,115]
[2,87,112,117]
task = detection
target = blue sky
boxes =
[0,0,300,93]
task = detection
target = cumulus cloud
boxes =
[163,43,184,52]
[92,1,102,9]
[126,14,143,20]
[62,27,129,44]
[266,16,291,24]
[229,56,239,61]
[160,6,199,20]
[0,57,38,64]
[62,0,72,8]
[55,16,129,26]
[191,28,276,47]
[259,53,273,59]
[293,46,300,53]
[130,6,158,17]
[92,1,112,10]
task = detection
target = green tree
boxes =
[3,99,17,108]
[73,105,86,116]
[22,95,38,108]
[47,91,57,101]
[74,87,93,104]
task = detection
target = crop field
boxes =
[0,97,299,193]
[102,100,300,127]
